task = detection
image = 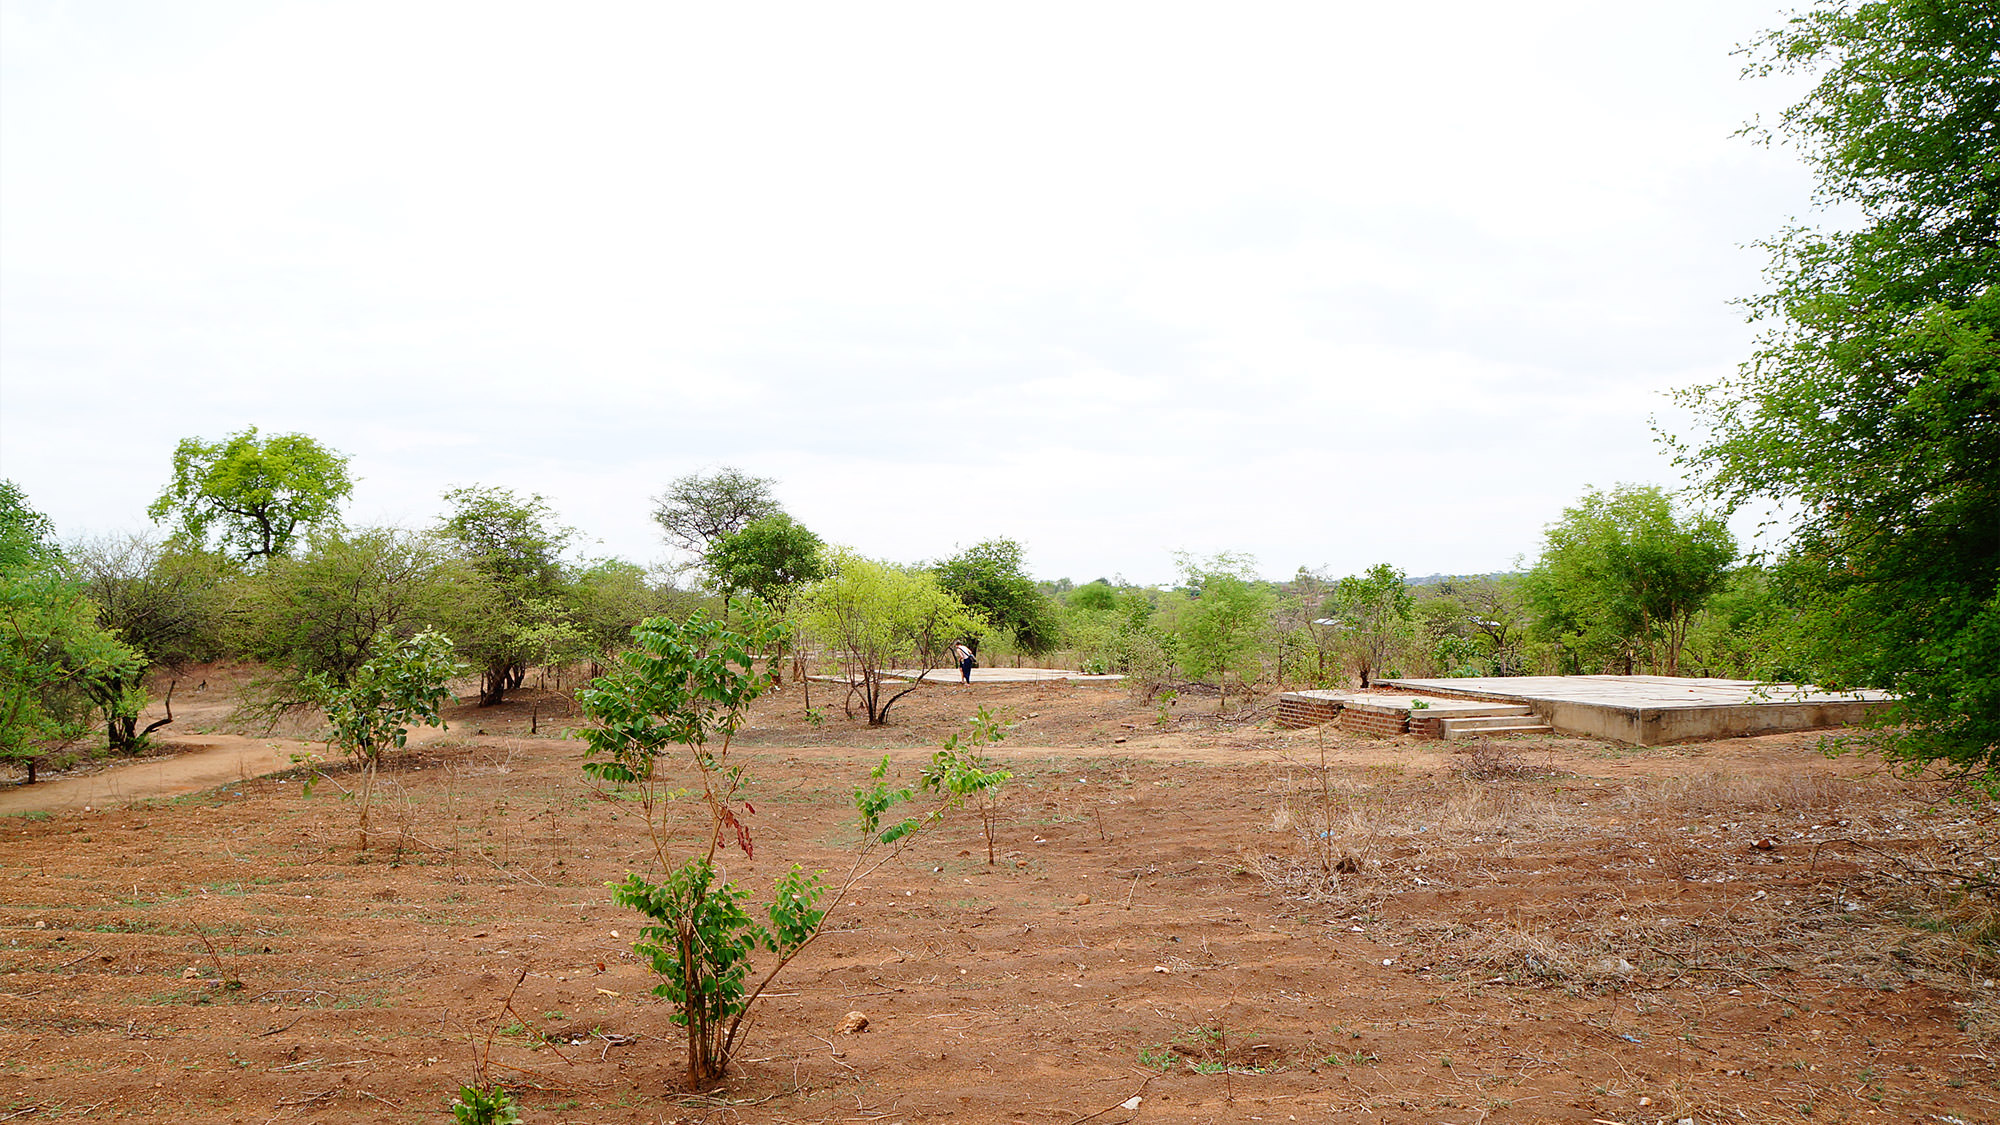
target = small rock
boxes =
[837,1011,869,1035]
[1120,1096,1143,1110]
[1073,893,1091,906]
[1591,956,1637,977]
[1751,838,1775,850]
[1639,1095,1652,1106]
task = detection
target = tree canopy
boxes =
[799,554,985,725]
[1524,486,1735,677]
[705,514,828,607]
[147,428,352,561]
[1676,0,1999,771]
[652,468,782,556]
[934,539,1061,657]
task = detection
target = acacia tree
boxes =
[1675,0,1998,771]
[651,468,781,557]
[1523,486,1735,676]
[148,428,352,561]
[798,553,985,725]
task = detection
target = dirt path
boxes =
[0,722,469,814]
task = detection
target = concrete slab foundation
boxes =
[1376,675,1894,745]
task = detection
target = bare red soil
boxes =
[2,675,1995,1123]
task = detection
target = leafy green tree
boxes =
[1413,575,1531,678]
[435,487,577,706]
[651,467,781,556]
[0,486,142,781]
[1523,486,1736,676]
[242,527,462,697]
[1330,563,1415,687]
[1674,0,1998,771]
[569,558,682,669]
[935,539,1062,660]
[706,514,828,684]
[1,479,61,574]
[1171,553,1273,710]
[148,428,352,561]
[799,553,986,725]
[705,515,827,605]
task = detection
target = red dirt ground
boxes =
[2,673,1995,1123]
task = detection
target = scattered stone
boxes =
[838,1011,869,1035]
[1073,893,1091,906]
[1591,956,1637,978]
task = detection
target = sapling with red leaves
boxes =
[580,606,1010,1089]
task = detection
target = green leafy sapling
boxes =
[305,630,461,848]
[579,605,794,1087]
[449,1084,520,1125]
[581,612,1011,1088]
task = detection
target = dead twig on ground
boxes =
[1063,1073,1157,1125]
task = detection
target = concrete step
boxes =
[1442,722,1552,740]
[1437,711,1536,733]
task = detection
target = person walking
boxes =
[952,640,976,685]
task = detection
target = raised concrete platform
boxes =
[1376,676,1894,745]
[806,668,1126,686]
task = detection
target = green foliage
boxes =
[1674,0,1999,771]
[935,539,1062,657]
[63,534,233,751]
[449,1084,521,1125]
[0,486,144,780]
[0,480,61,574]
[704,514,827,605]
[435,487,578,706]
[578,609,831,1087]
[798,553,986,725]
[308,630,461,765]
[568,558,681,664]
[1330,563,1415,687]
[1522,486,1735,676]
[147,428,352,561]
[652,467,781,555]
[579,607,783,788]
[239,528,463,724]
[1411,575,1531,678]
[613,859,825,1068]
[1,570,142,780]
[855,708,1013,851]
[1171,553,1273,709]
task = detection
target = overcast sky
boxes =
[1,1,1820,585]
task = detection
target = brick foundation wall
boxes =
[1406,714,1442,738]
[1277,697,1342,729]
[1339,707,1409,737]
